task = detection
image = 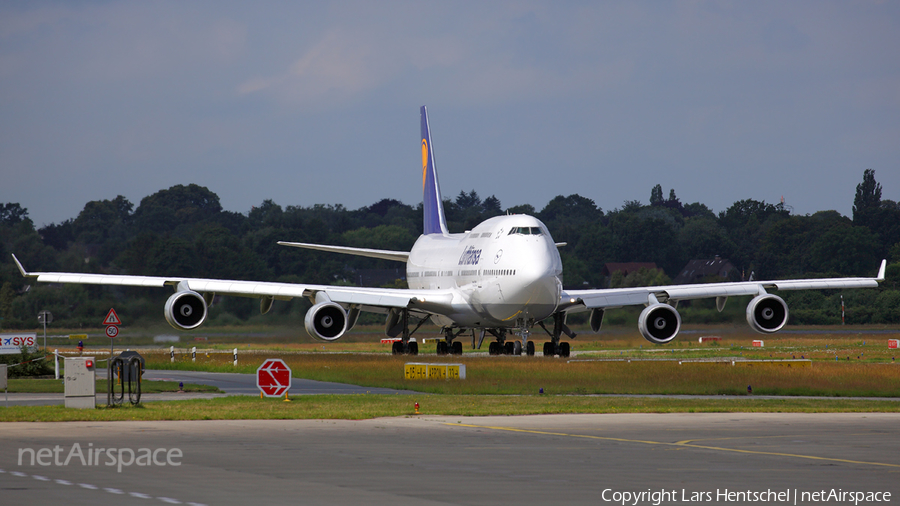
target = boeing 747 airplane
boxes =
[12,106,886,356]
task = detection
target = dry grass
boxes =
[140,350,900,397]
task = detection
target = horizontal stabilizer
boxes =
[277,241,409,262]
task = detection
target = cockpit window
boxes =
[508,227,543,236]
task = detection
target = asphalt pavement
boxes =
[2,413,898,505]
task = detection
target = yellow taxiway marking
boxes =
[673,431,875,445]
[447,423,900,468]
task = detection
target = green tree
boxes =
[132,184,222,235]
[852,169,881,228]
[482,195,502,216]
[649,184,664,206]
[538,194,602,247]
[248,199,284,229]
[455,190,481,209]
[506,204,535,215]
[0,281,14,322]
[808,224,880,276]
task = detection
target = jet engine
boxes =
[746,294,788,333]
[638,303,681,344]
[164,291,208,330]
[304,302,348,342]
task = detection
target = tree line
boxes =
[1,170,897,330]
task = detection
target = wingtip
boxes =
[876,259,887,281]
[10,254,29,277]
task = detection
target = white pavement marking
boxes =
[4,469,200,504]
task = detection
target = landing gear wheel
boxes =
[408,342,419,355]
[392,341,403,355]
[513,341,522,356]
[489,342,499,355]
[504,342,514,355]
[526,341,535,356]
[543,342,553,356]
[452,341,463,355]
[559,342,570,357]
[436,341,448,355]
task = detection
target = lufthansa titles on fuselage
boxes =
[458,246,482,266]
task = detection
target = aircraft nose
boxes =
[508,242,561,310]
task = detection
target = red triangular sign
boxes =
[103,308,122,325]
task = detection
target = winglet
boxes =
[420,106,449,236]
[11,254,31,277]
[876,259,887,281]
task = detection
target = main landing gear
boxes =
[537,312,576,357]
[389,308,427,355]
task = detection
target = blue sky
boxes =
[2,1,898,227]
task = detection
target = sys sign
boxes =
[0,333,38,354]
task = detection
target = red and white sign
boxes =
[698,337,722,343]
[105,325,119,338]
[889,339,899,349]
[752,340,764,347]
[257,359,292,397]
[103,308,122,326]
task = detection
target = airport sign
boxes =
[257,359,292,397]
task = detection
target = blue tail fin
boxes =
[420,106,449,235]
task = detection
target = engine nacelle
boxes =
[305,302,348,342]
[746,294,788,334]
[638,303,681,344]
[164,291,208,330]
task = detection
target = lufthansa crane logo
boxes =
[421,139,428,189]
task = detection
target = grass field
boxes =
[1,395,898,423]
[5,324,897,422]
[5,378,221,394]
[140,352,899,397]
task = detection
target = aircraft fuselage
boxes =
[406,214,563,328]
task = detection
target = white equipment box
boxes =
[64,357,96,409]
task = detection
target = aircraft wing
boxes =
[277,242,409,262]
[11,254,449,314]
[560,259,886,311]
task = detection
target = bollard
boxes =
[54,349,59,380]
[170,346,175,363]
[233,348,238,366]
[192,347,196,362]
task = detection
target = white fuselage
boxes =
[406,215,563,328]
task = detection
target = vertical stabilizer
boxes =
[420,106,449,235]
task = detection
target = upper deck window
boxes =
[508,227,543,236]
